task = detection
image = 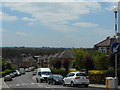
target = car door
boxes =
[64,73,71,84]
[67,73,75,84]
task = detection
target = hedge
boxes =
[51,69,69,77]
[0,69,12,77]
[88,69,120,85]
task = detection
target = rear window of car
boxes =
[76,73,88,76]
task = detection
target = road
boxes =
[3,72,105,90]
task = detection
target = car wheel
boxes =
[40,79,43,83]
[62,81,66,86]
[36,79,39,83]
[70,81,75,87]
[48,80,50,84]
[85,84,89,88]
[53,81,56,85]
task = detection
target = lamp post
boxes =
[113,6,118,78]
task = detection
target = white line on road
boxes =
[16,84,20,87]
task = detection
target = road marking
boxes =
[31,83,35,85]
[16,84,20,87]
[9,85,12,87]
[21,84,25,85]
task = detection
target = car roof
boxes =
[69,72,85,74]
[51,74,62,76]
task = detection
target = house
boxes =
[53,49,74,68]
[94,36,120,55]
[94,35,120,68]
[20,56,37,68]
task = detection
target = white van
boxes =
[36,68,52,83]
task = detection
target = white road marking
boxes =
[31,83,35,85]
[21,84,25,85]
[9,85,12,87]
[16,84,20,87]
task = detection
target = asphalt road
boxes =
[4,72,105,90]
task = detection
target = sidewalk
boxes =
[89,84,120,89]
[0,78,9,90]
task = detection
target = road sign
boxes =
[112,42,120,54]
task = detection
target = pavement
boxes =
[89,84,120,89]
[0,78,9,90]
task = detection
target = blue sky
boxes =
[0,1,118,48]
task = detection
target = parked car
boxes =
[15,70,21,76]
[36,68,52,83]
[19,68,25,74]
[47,74,63,85]
[25,68,29,72]
[63,72,89,87]
[10,73,15,78]
[33,69,37,76]
[4,75,12,81]
[13,71,17,77]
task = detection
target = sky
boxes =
[0,1,119,48]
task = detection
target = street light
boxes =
[113,6,118,78]
[113,6,118,35]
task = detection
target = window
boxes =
[76,73,87,76]
[67,73,75,77]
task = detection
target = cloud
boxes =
[16,32,29,36]
[104,2,118,11]
[22,17,35,21]
[3,2,102,31]
[72,22,98,27]
[28,22,35,25]
[0,11,18,21]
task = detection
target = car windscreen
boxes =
[41,72,51,75]
[53,75,63,78]
[76,73,88,76]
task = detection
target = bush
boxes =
[88,69,120,85]
[69,69,81,72]
[51,68,69,77]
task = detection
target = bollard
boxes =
[106,77,118,90]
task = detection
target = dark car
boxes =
[47,74,63,85]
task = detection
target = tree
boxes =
[72,48,85,70]
[63,59,70,70]
[91,50,109,70]
[50,59,62,69]
[82,54,94,72]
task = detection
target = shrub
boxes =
[88,69,120,85]
[51,68,69,77]
[69,69,81,72]
[4,69,12,75]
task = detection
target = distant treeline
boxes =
[1,47,94,59]
[1,47,66,58]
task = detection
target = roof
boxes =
[22,56,35,62]
[54,49,74,59]
[94,37,111,47]
[94,36,120,47]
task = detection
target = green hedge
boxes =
[0,69,12,77]
[88,69,120,85]
[51,69,69,77]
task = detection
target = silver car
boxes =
[63,72,89,87]
[4,75,12,81]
